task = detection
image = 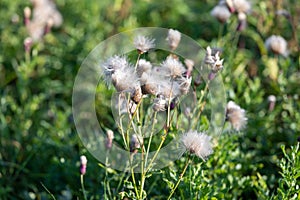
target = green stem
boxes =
[118,94,128,149]
[104,152,113,199]
[191,81,209,130]
[134,53,141,71]
[130,164,139,198]
[144,112,157,168]
[80,175,88,200]
[167,157,190,200]
[145,130,167,172]
[139,112,157,198]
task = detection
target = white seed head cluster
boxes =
[25,0,63,41]
[166,29,181,50]
[265,35,288,56]
[102,31,193,111]
[181,131,213,160]
[134,35,155,54]
[226,101,248,131]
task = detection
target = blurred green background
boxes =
[0,0,299,199]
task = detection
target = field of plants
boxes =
[1,0,299,199]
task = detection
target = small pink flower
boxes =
[80,155,87,175]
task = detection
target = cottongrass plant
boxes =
[99,29,227,199]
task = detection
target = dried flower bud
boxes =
[166,29,181,51]
[80,155,87,175]
[237,12,247,31]
[136,59,152,77]
[130,134,143,153]
[184,59,194,78]
[131,86,142,104]
[225,0,235,13]
[268,95,276,112]
[24,7,31,26]
[106,130,114,149]
[44,18,54,35]
[265,35,288,56]
[24,37,33,53]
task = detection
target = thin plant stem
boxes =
[40,182,56,200]
[145,129,167,172]
[116,168,128,196]
[139,112,158,198]
[130,164,139,198]
[104,152,113,200]
[167,156,191,200]
[80,175,88,200]
[191,81,209,130]
[118,94,128,149]
[134,53,141,71]
[146,104,174,172]
[145,112,158,168]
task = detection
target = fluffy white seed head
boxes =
[102,55,129,84]
[268,95,276,102]
[137,59,152,77]
[161,56,186,78]
[226,101,248,131]
[134,35,155,54]
[140,72,160,95]
[157,78,181,100]
[232,0,251,13]
[211,4,231,23]
[166,29,181,50]
[181,131,213,160]
[265,35,288,56]
[111,67,140,92]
